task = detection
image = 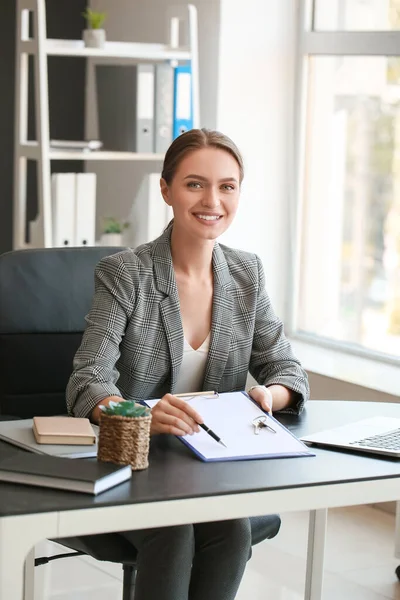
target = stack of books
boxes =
[0,416,132,495]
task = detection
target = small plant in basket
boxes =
[99,400,150,418]
[98,400,152,471]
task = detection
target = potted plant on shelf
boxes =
[98,400,152,470]
[100,217,129,246]
[82,7,107,49]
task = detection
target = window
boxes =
[314,0,400,31]
[294,0,400,359]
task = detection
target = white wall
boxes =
[216,0,297,317]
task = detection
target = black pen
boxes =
[176,391,228,448]
[198,423,228,448]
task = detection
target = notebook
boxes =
[301,416,400,458]
[145,391,314,462]
[33,416,96,445]
[0,452,131,495]
[0,419,98,459]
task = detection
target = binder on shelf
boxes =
[96,64,155,153]
[74,173,96,246]
[137,63,155,152]
[51,173,75,247]
[154,63,174,153]
[127,173,173,247]
[173,63,193,139]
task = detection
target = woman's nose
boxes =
[202,187,220,208]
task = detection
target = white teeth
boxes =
[197,215,220,221]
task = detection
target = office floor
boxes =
[34,505,400,599]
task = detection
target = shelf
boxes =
[19,143,164,161]
[14,1,199,249]
[21,39,191,61]
[50,150,165,161]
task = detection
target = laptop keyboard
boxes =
[349,428,400,451]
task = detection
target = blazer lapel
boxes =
[203,243,233,391]
[152,230,184,392]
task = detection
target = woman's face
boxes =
[161,147,241,241]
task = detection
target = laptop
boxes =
[301,416,400,459]
[0,419,98,459]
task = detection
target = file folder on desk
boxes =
[173,63,193,139]
[145,391,314,462]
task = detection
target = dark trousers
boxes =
[120,518,252,600]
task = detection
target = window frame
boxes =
[289,0,400,366]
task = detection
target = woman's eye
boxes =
[187,182,201,189]
[222,184,235,191]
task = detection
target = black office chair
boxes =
[0,246,281,599]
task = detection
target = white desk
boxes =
[1,400,400,600]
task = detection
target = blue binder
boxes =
[173,63,193,139]
[145,391,314,463]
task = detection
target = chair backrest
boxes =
[0,246,124,418]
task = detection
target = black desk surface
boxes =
[1,400,400,518]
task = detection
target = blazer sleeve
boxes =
[66,253,136,418]
[249,255,310,414]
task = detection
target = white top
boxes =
[174,333,210,394]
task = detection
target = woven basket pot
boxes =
[98,413,152,470]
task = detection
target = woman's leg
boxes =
[189,518,252,600]
[120,524,195,600]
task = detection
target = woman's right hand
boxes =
[150,394,203,436]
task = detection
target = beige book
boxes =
[33,417,96,446]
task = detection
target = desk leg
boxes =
[23,549,35,600]
[0,513,58,600]
[395,501,400,559]
[304,509,327,600]
[0,535,31,599]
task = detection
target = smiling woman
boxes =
[161,146,241,244]
[66,128,309,600]
[160,129,244,243]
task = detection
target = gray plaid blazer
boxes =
[66,228,309,418]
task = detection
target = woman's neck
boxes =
[170,226,214,277]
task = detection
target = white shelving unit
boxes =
[13,0,200,249]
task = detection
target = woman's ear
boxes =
[160,178,171,206]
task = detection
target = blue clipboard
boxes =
[145,391,314,462]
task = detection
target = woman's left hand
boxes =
[248,386,273,414]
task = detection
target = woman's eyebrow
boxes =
[183,174,238,183]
